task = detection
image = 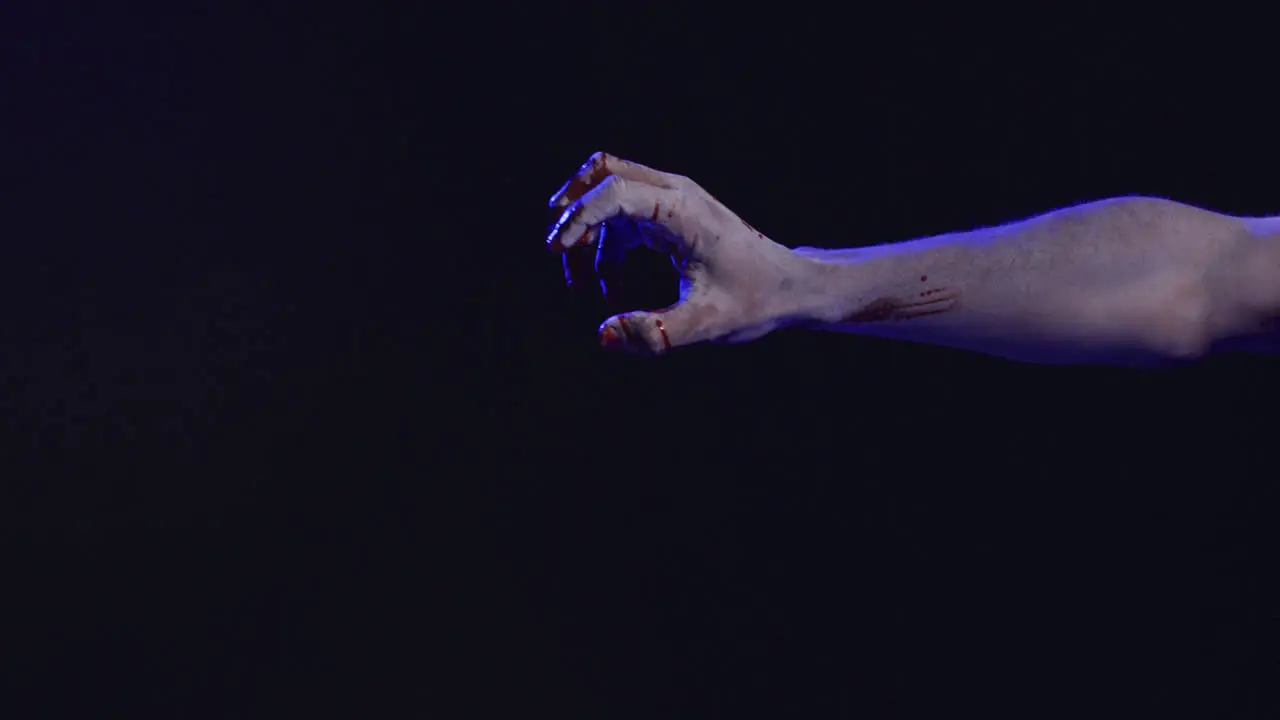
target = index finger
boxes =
[548,152,683,210]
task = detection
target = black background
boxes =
[2,4,1276,717]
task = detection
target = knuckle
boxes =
[676,174,708,196]
[598,174,628,203]
[675,187,700,214]
[583,151,607,170]
[580,175,622,209]
[588,151,616,175]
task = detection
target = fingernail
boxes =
[599,325,621,348]
[548,184,569,209]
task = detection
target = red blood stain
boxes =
[842,297,900,322]
[758,233,764,239]
[654,318,671,350]
[599,326,620,348]
[651,203,660,221]
[617,316,634,342]
[667,210,674,218]
[842,291,959,323]
[920,275,928,282]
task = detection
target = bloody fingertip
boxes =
[599,325,621,348]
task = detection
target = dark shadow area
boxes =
[0,4,1275,717]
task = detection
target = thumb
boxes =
[598,302,712,355]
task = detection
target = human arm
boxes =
[783,198,1280,364]
[546,153,1280,365]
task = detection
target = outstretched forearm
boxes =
[540,154,1280,361]
[782,197,1279,365]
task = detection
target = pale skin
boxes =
[547,152,1280,366]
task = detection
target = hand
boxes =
[547,152,813,354]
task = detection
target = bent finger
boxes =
[547,175,688,254]
[548,152,685,211]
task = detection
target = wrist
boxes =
[777,249,868,326]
